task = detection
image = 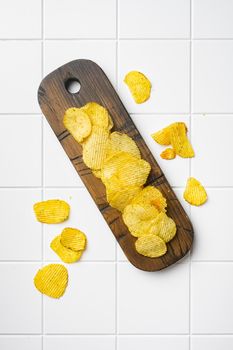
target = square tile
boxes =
[192,336,233,350]
[0,42,41,113]
[44,40,116,86]
[118,41,190,113]
[0,116,42,186]
[0,189,42,260]
[119,0,190,38]
[193,0,233,38]
[0,263,42,333]
[192,41,233,113]
[191,189,233,261]
[118,336,189,350]
[44,263,115,333]
[43,189,115,261]
[191,115,233,186]
[44,336,115,350]
[0,336,42,350]
[44,0,116,39]
[191,262,233,333]
[118,262,189,333]
[0,0,41,38]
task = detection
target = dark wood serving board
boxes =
[38,59,193,271]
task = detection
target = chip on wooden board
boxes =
[105,132,141,159]
[135,234,167,258]
[149,212,176,243]
[60,227,86,252]
[160,148,176,160]
[33,199,70,224]
[131,186,167,213]
[81,102,113,131]
[124,71,151,104]
[63,107,92,143]
[183,177,207,206]
[50,234,83,263]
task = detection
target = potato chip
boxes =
[149,212,176,243]
[34,264,68,298]
[81,102,113,130]
[63,107,92,143]
[106,132,141,159]
[60,227,86,252]
[50,234,82,263]
[33,200,70,224]
[131,186,167,212]
[135,234,167,258]
[124,71,151,104]
[92,169,102,178]
[151,125,172,145]
[160,148,176,160]
[170,123,194,158]
[183,177,207,206]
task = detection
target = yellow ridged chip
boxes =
[183,177,207,206]
[50,234,82,263]
[160,148,176,160]
[149,212,176,243]
[81,102,113,130]
[63,107,92,143]
[135,234,167,258]
[60,227,86,252]
[124,71,151,104]
[92,169,102,178]
[131,186,167,212]
[105,132,141,159]
[34,264,68,298]
[170,123,194,158]
[151,125,172,145]
[33,200,70,224]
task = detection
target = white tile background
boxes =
[0,0,233,349]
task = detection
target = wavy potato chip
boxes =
[131,186,167,212]
[92,169,102,178]
[60,227,86,252]
[124,71,151,104]
[63,107,92,143]
[149,212,176,243]
[106,132,141,159]
[81,102,113,130]
[50,234,82,263]
[151,125,171,145]
[183,177,207,206]
[33,200,70,224]
[34,264,68,298]
[170,123,194,158]
[135,234,167,258]
[160,148,176,160]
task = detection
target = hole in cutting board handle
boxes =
[65,78,81,94]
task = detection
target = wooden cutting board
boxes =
[38,59,193,271]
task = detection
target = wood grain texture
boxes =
[38,59,193,271]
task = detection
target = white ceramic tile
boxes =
[0,0,41,38]
[0,189,42,260]
[191,263,233,333]
[191,115,233,186]
[0,336,42,350]
[193,0,233,38]
[192,336,233,350]
[44,120,82,187]
[191,189,233,261]
[43,189,115,261]
[44,263,115,333]
[44,0,116,39]
[0,116,42,186]
[44,336,115,350]
[119,0,190,38]
[0,42,41,113]
[118,262,189,334]
[118,41,189,113]
[0,263,42,333]
[192,41,233,113]
[118,336,189,350]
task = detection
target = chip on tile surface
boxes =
[135,234,167,258]
[33,200,70,224]
[63,107,92,143]
[124,71,151,104]
[183,177,207,206]
[151,125,172,145]
[60,227,86,252]
[160,148,176,160]
[50,234,82,263]
[149,212,176,243]
[170,122,194,158]
[34,264,68,298]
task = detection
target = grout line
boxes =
[1,37,233,41]
[1,332,233,336]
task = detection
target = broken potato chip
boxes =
[160,148,176,160]
[34,264,68,298]
[50,234,82,263]
[60,227,86,252]
[183,177,207,206]
[170,123,194,158]
[135,234,167,258]
[63,107,92,143]
[33,200,70,224]
[124,71,151,104]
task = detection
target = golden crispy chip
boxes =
[92,169,102,178]
[151,122,187,146]
[33,200,70,224]
[81,102,113,130]
[131,186,167,212]
[170,123,194,158]
[135,234,167,258]
[63,107,92,143]
[124,71,151,104]
[34,264,68,298]
[106,132,141,159]
[149,212,176,243]
[60,227,86,252]
[183,177,207,206]
[83,126,110,170]
[160,148,176,160]
[50,234,82,263]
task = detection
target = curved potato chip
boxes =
[131,186,167,212]
[92,169,102,178]
[33,200,70,224]
[151,122,187,146]
[160,148,176,160]
[149,212,176,243]
[106,132,141,159]
[183,177,207,206]
[81,102,113,130]
[60,227,86,252]
[124,71,151,104]
[63,107,92,143]
[135,234,167,258]
[34,264,68,298]
[170,122,194,158]
[50,234,82,263]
